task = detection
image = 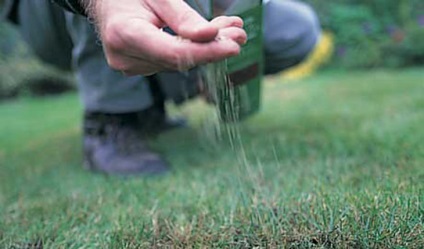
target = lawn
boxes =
[0,69,423,248]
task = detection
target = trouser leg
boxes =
[64,13,155,113]
[8,0,152,113]
[15,0,73,71]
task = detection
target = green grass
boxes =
[0,69,423,248]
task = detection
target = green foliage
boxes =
[0,57,75,100]
[1,69,423,247]
[305,0,424,68]
[380,24,424,67]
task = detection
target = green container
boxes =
[197,0,264,122]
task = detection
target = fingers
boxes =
[211,16,246,44]
[218,27,247,45]
[105,53,162,76]
[143,32,240,70]
[147,0,218,42]
[100,0,247,76]
[211,16,244,29]
[104,22,242,75]
[171,38,241,69]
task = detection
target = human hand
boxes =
[82,0,247,76]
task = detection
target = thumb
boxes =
[148,0,218,42]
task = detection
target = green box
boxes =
[196,0,264,122]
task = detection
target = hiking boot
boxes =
[136,105,187,137]
[83,74,188,176]
[140,75,187,136]
[83,111,176,176]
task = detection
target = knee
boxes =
[263,0,321,74]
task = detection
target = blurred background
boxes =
[1,0,423,100]
[305,0,424,68]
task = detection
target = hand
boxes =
[83,0,247,76]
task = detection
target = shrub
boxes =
[304,0,424,69]
[0,57,75,101]
[0,23,75,100]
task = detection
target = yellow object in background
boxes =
[280,31,334,80]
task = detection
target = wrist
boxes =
[79,0,101,22]
[80,0,109,39]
